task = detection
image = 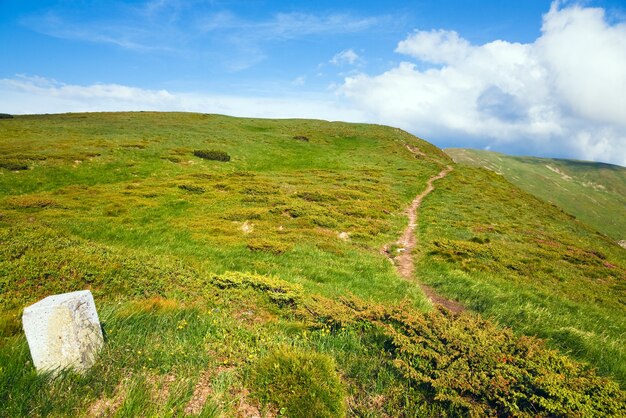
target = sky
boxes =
[1,0,626,165]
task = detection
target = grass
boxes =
[417,166,626,384]
[250,346,346,417]
[446,148,626,241]
[0,112,444,310]
[3,272,624,417]
[1,112,624,416]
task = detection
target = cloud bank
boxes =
[0,75,364,122]
[340,2,626,165]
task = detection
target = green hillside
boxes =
[1,113,624,417]
[445,148,626,242]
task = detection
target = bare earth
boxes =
[385,165,464,313]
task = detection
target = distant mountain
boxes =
[445,148,626,242]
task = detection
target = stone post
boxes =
[22,290,104,374]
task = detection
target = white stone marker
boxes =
[22,290,104,374]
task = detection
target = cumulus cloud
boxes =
[330,49,360,65]
[0,75,364,122]
[395,29,473,64]
[340,2,626,165]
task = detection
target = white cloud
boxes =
[330,49,360,65]
[0,75,365,122]
[24,6,384,53]
[340,2,626,165]
[256,13,381,39]
[22,6,386,71]
[395,29,473,64]
[536,2,626,128]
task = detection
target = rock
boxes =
[241,220,253,234]
[618,240,626,249]
[22,290,104,374]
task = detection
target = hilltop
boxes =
[1,113,624,417]
[445,148,626,242]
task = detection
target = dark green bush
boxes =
[300,298,625,416]
[250,347,346,418]
[193,150,230,162]
[374,307,626,417]
[178,184,205,193]
[0,160,28,171]
[0,113,13,119]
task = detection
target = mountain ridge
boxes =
[445,147,626,242]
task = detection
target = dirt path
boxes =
[384,165,464,313]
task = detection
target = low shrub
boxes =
[193,150,230,162]
[293,135,309,142]
[294,296,626,416]
[250,347,346,418]
[221,208,264,221]
[7,196,57,209]
[378,307,626,416]
[178,184,205,193]
[0,113,13,119]
[0,160,28,171]
[246,238,290,255]
[210,272,302,306]
[296,191,336,202]
[310,215,338,228]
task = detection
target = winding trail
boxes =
[384,164,464,313]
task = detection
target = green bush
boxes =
[210,272,302,306]
[246,238,290,255]
[0,113,13,119]
[374,307,626,417]
[193,149,230,162]
[0,160,28,171]
[300,298,625,416]
[250,347,346,418]
[177,183,205,193]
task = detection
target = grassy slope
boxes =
[418,165,626,383]
[445,148,626,241]
[1,112,448,310]
[1,113,624,416]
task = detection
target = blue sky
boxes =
[1,1,626,165]
[1,1,554,91]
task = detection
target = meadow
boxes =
[445,148,626,241]
[1,113,624,416]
